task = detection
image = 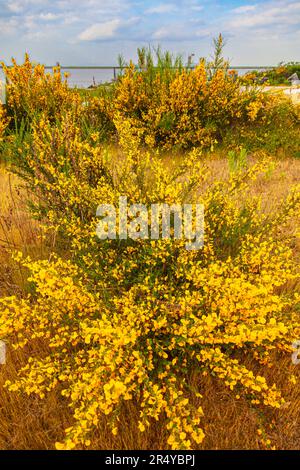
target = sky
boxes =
[0,0,299,66]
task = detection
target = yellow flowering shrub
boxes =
[0,103,8,142]
[113,62,195,148]
[112,61,280,149]
[2,54,299,155]
[224,93,300,156]
[1,114,300,450]
[1,54,79,124]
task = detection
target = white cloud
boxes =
[152,23,201,40]
[7,1,23,13]
[183,0,204,11]
[233,5,257,14]
[39,13,60,21]
[23,14,36,30]
[152,26,170,39]
[6,0,52,17]
[79,19,121,40]
[146,3,177,14]
[195,27,212,38]
[24,30,51,39]
[56,0,130,15]
[63,15,80,25]
[78,15,139,41]
[0,17,18,35]
[228,0,300,30]
[1,0,299,66]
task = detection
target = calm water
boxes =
[0,67,269,91]
[62,68,117,87]
[58,67,266,88]
[0,68,114,90]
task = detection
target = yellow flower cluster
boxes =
[1,54,79,123]
[0,103,8,143]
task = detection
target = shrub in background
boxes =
[2,48,300,156]
[113,58,258,149]
[1,54,79,126]
[224,93,300,157]
[111,46,299,152]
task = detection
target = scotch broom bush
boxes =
[110,42,299,151]
[0,113,300,449]
[2,51,299,155]
[1,54,79,126]
[112,61,252,149]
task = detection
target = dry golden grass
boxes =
[0,157,299,450]
[0,166,49,297]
